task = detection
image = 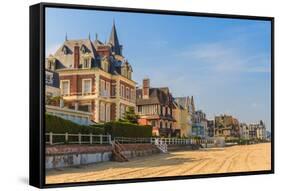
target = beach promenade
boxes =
[46,143,271,184]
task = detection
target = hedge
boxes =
[46,114,152,139]
[104,121,152,138]
[45,114,104,135]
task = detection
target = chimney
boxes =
[142,78,150,99]
[74,44,80,68]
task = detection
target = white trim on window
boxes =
[120,84,125,98]
[82,78,92,95]
[130,88,134,101]
[60,80,70,96]
[106,81,110,97]
[120,104,125,118]
[100,102,106,121]
[100,79,106,96]
[106,103,111,122]
[126,87,129,99]
[45,71,54,85]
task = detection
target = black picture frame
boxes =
[29,2,275,189]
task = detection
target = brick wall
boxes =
[60,74,95,95]
[120,80,135,90]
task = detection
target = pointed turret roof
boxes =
[191,96,195,113]
[108,21,121,55]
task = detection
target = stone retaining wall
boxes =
[46,144,159,169]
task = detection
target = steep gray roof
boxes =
[174,97,189,109]
[136,87,172,106]
[52,39,96,69]
[46,22,133,79]
[108,22,121,55]
[172,101,184,110]
[93,39,104,48]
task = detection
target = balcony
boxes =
[61,92,95,97]
[100,90,110,98]
[159,128,173,137]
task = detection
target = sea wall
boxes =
[46,144,159,169]
[120,144,160,159]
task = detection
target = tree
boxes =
[122,106,139,124]
[46,96,61,106]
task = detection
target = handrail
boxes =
[114,136,214,145]
[45,132,111,145]
[46,133,215,146]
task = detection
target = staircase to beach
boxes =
[154,138,168,153]
[112,140,129,162]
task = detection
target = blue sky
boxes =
[46,8,271,130]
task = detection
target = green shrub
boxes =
[45,114,104,135]
[104,121,152,138]
[45,115,152,143]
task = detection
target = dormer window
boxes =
[101,57,110,72]
[128,65,133,80]
[83,58,90,68]
[46,58,56,71]
[47,61,52,70]
[85,59,89,68]
[81,45,87,54]
[62,45,68,54]
[45,71,54,85]
[121,66,128,78]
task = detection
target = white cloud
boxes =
[176,42,270,74]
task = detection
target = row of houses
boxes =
[45,22,268,140]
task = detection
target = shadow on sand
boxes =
[46,151,213,176]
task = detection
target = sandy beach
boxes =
[46,143,271,184]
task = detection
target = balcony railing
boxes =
[61,92,95,97]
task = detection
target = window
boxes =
[121,67,127,77]
[81,45,86,53]
[61,80,69,95]
[106,103,111,122]
[101,57,109,72]
[120,84,125,98]
[111,85,116,97]
[47,61,52,70]
[45,72,53,85]
[84,59,89,68]
[62,46,68,54]
[100,79,106,96]
[138,106,142,113]
[106,82,110,97]
[126,87,129,99]
[120,105,125,118]
[82,79,92,95]
[130,89,134,100]
[128,71,132,80]
[100,102,105,121]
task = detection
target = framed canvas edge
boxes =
[29,2,275,189]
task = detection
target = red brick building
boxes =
[45,22,136,123]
